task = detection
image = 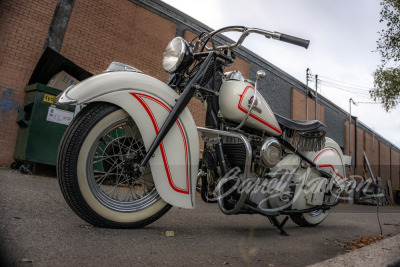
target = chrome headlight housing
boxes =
[162,37,194,74]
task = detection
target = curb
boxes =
[309,234,400,267]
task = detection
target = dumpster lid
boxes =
[28,47,93,86]
[24,83,63,96]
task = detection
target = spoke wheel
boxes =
[57,103,171,228]
[88,118,158,213]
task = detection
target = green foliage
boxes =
[371,0,400,111]
[371,67,400,111]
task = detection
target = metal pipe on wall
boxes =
[306,68,309,120]
[315,74,318,120]
[354,116,358,168]
[349,98,356,163]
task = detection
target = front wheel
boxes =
[57,102,171,228]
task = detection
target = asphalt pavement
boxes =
[1,168,399,266]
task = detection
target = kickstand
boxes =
[268,216,289,236]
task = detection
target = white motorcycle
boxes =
[56,26,350,235]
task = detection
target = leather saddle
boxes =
[274,114,326,136]
[274,113,326,151]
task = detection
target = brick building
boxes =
[0,0,399,198]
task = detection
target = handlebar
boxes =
[199,26,310,51]
[279,33,310,49]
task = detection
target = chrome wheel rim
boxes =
[308,209,324,217]
[86,116,160,213]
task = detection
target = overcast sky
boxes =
[162,0,400,148]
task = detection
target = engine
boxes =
[216,135,296,211]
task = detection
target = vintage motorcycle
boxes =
[56,26,351,235]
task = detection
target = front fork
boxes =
[204,97,228,176]
[139,53,214,170]
[197,98,228,203]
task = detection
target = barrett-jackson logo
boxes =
[248,96,262,114]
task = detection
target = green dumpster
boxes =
[11,47,92,174]
[12,83,81,173]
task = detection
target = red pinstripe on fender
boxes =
[130,92,189,194]
[313,149,344,180]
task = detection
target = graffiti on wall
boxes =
[0,87,19,114]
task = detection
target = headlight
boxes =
[162,37,193,73]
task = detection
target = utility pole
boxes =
[306,68,310,120]
[349,98,356,158]
[315,74,318,120]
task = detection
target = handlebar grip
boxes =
[279,33,310,49]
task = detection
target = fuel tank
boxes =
[218,72,282,136]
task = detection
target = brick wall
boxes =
[0,0,58,166]
[291,88,324,122]
[344,121,356,178]
[364,132,380,181]
[379,142,391,189]
[61,0,176,82]
[354,127,364,178]
[390,149,400,197]
[344,123,367,180]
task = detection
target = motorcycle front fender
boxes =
[56,71,199,209]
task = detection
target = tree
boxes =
[371,0,400,111]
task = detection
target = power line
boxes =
[306,72,381,104]
[319,81,372,99]
[319,82,370,95]
[318,75,373,90]
[319,80,371,94]
[355,101,381,104]
[317,74,377,102]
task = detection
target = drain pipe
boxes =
[306,68,310,120]
[315,74,318,120]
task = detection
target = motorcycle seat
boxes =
[274,113,326,134]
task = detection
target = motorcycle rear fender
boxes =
[57,71,199,209]
[282,138,347,210]
[292,137,346,210]
[308,137,346,181]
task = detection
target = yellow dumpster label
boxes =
[43,94,55,103]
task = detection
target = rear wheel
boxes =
[290,209,328,227]
[57,102,171,228]
[290,184,341,227]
